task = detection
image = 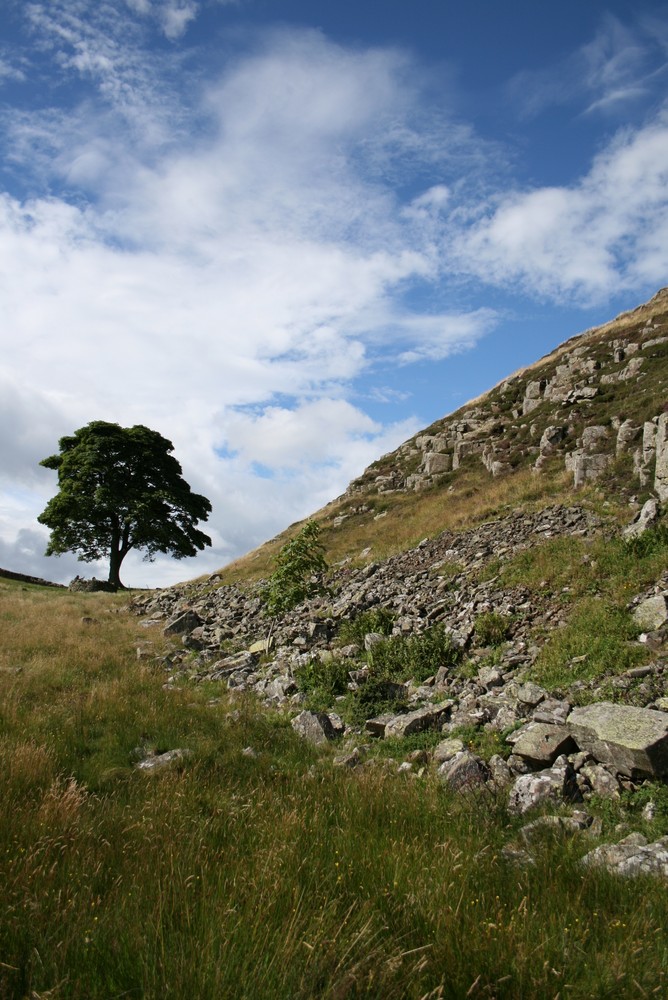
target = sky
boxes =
[1,0,668,587]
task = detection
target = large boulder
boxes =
[655,412,668,500]
[567,702,668,778]
[384,701,453,739]
[510,723,578,770]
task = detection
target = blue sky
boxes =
[1,0,667,586]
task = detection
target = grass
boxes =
[2,581,668,997]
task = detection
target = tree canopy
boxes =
[38,421,212,588]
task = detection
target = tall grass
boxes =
[1,580,668,998]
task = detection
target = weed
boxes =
[474,612,511,647]
[337,607,395,646]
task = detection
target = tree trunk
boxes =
[107,545,125,590]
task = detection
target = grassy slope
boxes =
[2,577,668,998]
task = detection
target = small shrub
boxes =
[262,521,328,617]
[295,657,350,709]
[366,624,462,684]
[338,607,395,646]
[473,612,511,647]
[625,521,668,559]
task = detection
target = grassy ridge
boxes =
[1,579,668,998]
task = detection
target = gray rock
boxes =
[511,723,578,769]
[433,737,465,763]
[655,413,668,500]
[581,833,668,878]
[632,594,668,631]
[163,610,203,636]
[508,759,581,814]
[623,498,660,540]
[438,750,489,792]
[136,748,192,772]
[567,701,668,778]
[384,701,453,739]
[291,710,337,745]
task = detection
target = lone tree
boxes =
[38,421,212,589]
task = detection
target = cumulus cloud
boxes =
[452,116,668,303]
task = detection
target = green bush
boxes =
[624,521,668,559]
[474,611,511,647]
[366,624,462,684]
[294,657,350,709]
[337,607,395,646]
[262,521,328,617]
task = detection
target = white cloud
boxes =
[453,116,668,303]
[0,24,491,584]
[158,1,199,40]
[508,13,666,119]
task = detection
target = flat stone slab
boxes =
[384,701,453,739]
[568,702,668,778]
[511,723,578,769]
[632,595,668,631]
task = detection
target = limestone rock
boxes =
[291,710,337,745]
[623,498,660,541]
[654,412,668,500]
[632,594,668,631]
[581,833,668,878]
[510,723,578,769]
[567,702,668,778]
[384,701,452,739]
[508,759,581,814]
[438,750,489,792]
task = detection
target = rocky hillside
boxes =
[130,288,668,876]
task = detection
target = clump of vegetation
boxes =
[337,606,395,646]
[474,611,511,647]
[294,656,350,710]
[624,520,668,559]
[262,520,328,617]
[366,624,462,684]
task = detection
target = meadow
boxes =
[1,576,668,999]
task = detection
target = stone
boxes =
[163,610,203,636]
[384,701,453,739]
[511,723,578,769]
[623,498,660,541]
[655,412,668,500]
[438,750,489,792]
[423,452,452,475]
[433,737,465,763]
[136,748,192,772]
[632,594,668,631]
[508,759,581,814]
[616,420,642,455]
[567,702,668,778]
[581,833,668,878]
[291,710,337,745]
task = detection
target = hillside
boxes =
[5,289,668,998]
[217,286,668,581]
[130,287,668,811]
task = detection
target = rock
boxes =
[433,737,465,763]
[163,610,203,636]
[508,759,581,814]
[632,595,668,631]
[510,723,578,769]
[567,702,668,778]
[438,750,489,792]
[291,710,338,745]
[136,748,192,772]
[581,833,668,878]
[655,413,668,501]
[384,701,453,739]
[423,452,452,475]
[623,498,660,540]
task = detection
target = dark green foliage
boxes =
[624,521,668,559]
[294,657,350,709]
[38,421,211,588]
[474,611,511,647]
[337,606,395,646]
[366,624,462,683]
[262,521,328,617]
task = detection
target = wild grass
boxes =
[2,581,668,998]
